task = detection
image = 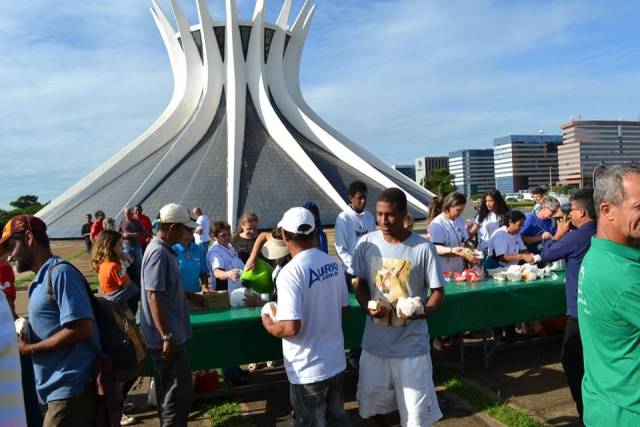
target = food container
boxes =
[550,260,565,272]
[486,267,504,277]
[507,271,522,282]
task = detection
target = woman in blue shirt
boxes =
[521,196,560,254]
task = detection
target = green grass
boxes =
[65,249,87,261]
[15,272,36,287]
[507,201,535,208]
[437,373,544,427]
[206,402,244,426]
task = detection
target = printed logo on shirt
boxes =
[309,262,340,288]
[0,281,11,290]
[370,256,413,327]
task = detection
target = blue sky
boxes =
[2,0,640,208]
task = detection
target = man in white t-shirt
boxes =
[192,207,210,253]
[353,188,445,427]
[262,207,351,426]
[335,181,377,275]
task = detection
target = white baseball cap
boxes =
[158,203,198,228]
[278,207,315,235]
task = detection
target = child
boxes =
[91,229,140,314]
[91,229,140,425]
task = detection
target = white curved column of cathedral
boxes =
[37,0,434,237]
[37,0,203,222]
[267,1,431,212]
[244,0,348,231]
[120,0,223,211]
[281,2,434,202]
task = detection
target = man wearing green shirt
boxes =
[578,164,640,426]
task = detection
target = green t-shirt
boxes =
[578,238,640,425]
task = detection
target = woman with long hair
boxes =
[427,192,477,272]
[91,229,140,426]
[469,190,510,252]
[231,212,260,263]
[91,229,139,314]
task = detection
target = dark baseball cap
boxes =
[0,215,47,248]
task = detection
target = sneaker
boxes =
[120,414,137,426]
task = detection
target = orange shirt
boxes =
[98,260,130,296]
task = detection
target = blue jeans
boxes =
[290,372,351,427]
[123,244,142,286]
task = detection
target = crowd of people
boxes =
[0,165,638,427]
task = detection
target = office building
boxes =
[559,120,640,187]
[448,149,495,195]
[392,164,416,181]
[414,156,449,185]
[493,134,562,193]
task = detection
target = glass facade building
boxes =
[448,149,495,196]
[493,134,562,193]
[559,120,640,187]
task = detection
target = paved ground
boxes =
[13,239,581,426]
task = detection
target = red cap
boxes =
[0,215,47,248]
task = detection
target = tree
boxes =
[421,168,455,195]
[10,195,42,210]
[0,195,49,229]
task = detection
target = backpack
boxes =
[47,260,147,383]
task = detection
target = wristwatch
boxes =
[162,332,173,342]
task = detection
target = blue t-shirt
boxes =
[28,256,100,403]
[520,212,556,254]
[173,242,208,293]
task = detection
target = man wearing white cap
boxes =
[140,203,198,426]
[262,207,351,426]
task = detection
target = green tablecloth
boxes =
[179,273,566,370]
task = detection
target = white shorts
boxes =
[357,350,442,427]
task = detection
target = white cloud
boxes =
[1,0,639,209]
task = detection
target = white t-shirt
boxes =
[334,206,377,274]
[276,248,348,384]
[352,231,444,357]
[488,226,527,266]
[474,212,499,251]
[428,213,469,273]
[194,215,210,244]
[206,242,244,292]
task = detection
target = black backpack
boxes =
[47,260,146,383]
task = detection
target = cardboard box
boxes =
[189,291,230,311]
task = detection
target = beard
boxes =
[13,246,34,273]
